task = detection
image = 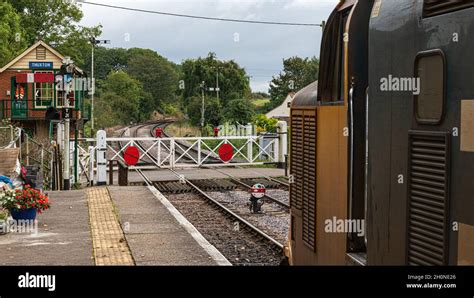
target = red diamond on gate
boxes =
[218,143,233,163]
[124,146,140,166]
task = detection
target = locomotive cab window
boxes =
[318,9,350,103]
[414,50,446,125]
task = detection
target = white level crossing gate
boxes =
[76,122,288,185]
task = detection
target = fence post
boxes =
[170,139,175,169]
[89,146,95,186]
[109,160,114,185]
[246,123,253,162]
[96,130,107,185]
[25,133,29,166]
[277,121,288,165]
[197,139,201,166]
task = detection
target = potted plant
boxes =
[0,185,50,221]
[0,209,8,235]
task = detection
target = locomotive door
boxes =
[406,50,451,266]
[11,77,28,119]
[332,0,373,261]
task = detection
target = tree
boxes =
[82,47,129,84]
[0,2,27,66]
[181,53,251,108]
[186,96,222,127]
[222,99,255,125]
[269,56,319,109]
[94,71,145,127]
[127,48,179,109]
[7,0,101,65]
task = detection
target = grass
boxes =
[252,99,270,108]
[165,120,202,137]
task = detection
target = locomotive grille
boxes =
[290,113,304,210]
[423,0,474,17]
[290,109,317,250]
[407,131,450,265]
[302,113,317,249]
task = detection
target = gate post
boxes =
[170,138,175,169]
[89,145,95,186]
[277,121,288,164]
[246,123,253,162]
[96,130,107,185]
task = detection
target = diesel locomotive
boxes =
[287,0,474,265]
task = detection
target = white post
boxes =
[197,139,201,166]
[246,123,253,162]
[277,121,288,164]
[88,145,95,186]
[157,140,161,166]
[170,139,175,169]
[96,130,107,185]
[91,43,95,133]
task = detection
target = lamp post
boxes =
[200,81,205,128]
[61,57,74,190]
[90,37,110,135]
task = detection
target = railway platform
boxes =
[0,186,230,266]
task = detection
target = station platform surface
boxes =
[108,186,228,265]
[0,186,229,266]
[112,167,286,184]
[0,190,93,265]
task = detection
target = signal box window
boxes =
[414,50,445,125]
[34,71,54,108]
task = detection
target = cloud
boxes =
[79,0,335,92]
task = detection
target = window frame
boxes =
[33,70,55,109]
[317,7,351,104]
[413,49,446,125]
[56,74,76,109]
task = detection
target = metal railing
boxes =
[0,125,53,189]
[0,99,90,120]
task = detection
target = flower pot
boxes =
[10,208,37,221]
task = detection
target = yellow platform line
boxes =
[86,187,134,266]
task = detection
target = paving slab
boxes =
[108,186,230,265]
[0,190,93,265]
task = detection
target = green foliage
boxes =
[269,56,319,110]
[7,0,102,66]
[82,47,129,82]
[253,114,278,133]
[181,52,251,107]
[127,48,179,108]
[94,71,144,128]
[186,96,222,127]
[222,98,255,125]
[0,2,27,66]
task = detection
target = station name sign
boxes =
[29,61,53,69]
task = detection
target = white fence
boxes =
[76,122,288,185]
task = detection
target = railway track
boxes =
[136,168,287,265]
[117,122,289,265]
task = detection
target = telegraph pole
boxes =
[61,57,74,190]
[216,70,220,101]
[90,37,111,135]
[200,81,205,128]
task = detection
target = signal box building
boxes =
[0,40,90,138]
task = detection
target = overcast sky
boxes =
[79,0,339,92]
